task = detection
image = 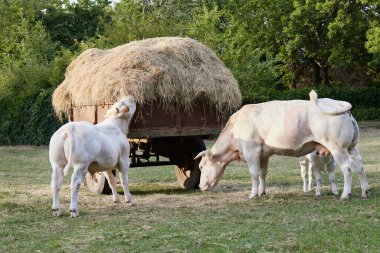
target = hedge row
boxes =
[0,87,378,145]
[0,88,62,145]
[242,86,380,121]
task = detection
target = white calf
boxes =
[49,96,136,217]
[299,150,338,196]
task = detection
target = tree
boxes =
[284,0,377,87]
[40,0,112,48]
[97,0,197,48]
[364,2,380,84]
[187,1,284,100]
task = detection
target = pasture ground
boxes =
[0,122,379,252]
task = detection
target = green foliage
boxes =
[366,22,380,81]
[187,2,284,93]
[0,0,379,144]
[95,0,195,48]
[243,86,380,120]
[0,89,62,145]
[40,0,113,49]
[0,7,63,145]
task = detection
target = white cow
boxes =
[195,91,370,199]
[49,96,136,217]
[299,150,337,196]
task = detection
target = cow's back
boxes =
[233,100,313,151]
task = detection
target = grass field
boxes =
[1,122,379,252]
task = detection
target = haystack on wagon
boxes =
[52,37,241,193]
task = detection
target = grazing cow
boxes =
[49,96,136,217]
[299,150,338,196]
[194,91,370,199]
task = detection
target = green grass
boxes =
[1,123,379,253]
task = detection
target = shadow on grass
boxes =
[131,188,199,196]
[115,185,200,196]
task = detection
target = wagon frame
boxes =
[71,100,228,193]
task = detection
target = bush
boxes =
[242,86,380,120]
[0,89,62,145]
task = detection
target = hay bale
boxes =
[52,37,241,118]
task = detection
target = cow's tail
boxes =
[63,125,74,176]
[309,90,318,103]
[309,90,352,116]
[350,115,360,147]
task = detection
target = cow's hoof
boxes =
[340,193,351,200]
[52,208,61,217]
[127,201,136,207]
[70,209,79,218]
[259,192,266,197]
[113,198,120,204]
[362,189,371,198]
[332,191,339,196]
[249,194,257,199]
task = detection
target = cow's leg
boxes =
[327,162,338,195]
[308,163,313,191]
[103,170,120,203]
[299,157,309,193]
[259,157,269,196]
[246,155,261,199]
[331,150,352,199]
[51,164,64,217]
[69,164,88,217]
[348,147,370,198]
[313,166,323,196]
[118,157,135,206]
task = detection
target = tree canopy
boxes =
[0,0,379,144]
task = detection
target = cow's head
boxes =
[194,150,226,191]
[106,96,136,118]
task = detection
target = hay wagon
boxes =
[52,37,241,193]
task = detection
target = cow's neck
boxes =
[210,123,239,166]
[105,117,132,136]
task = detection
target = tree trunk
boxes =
[322,66,330,86]
[312,61,321,86]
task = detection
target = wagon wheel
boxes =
[174,138,206,189]
[84,172,112,194]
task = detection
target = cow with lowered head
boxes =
[194,90,370,200]
[49,96,136,217]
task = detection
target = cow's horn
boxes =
[194,150,209,160]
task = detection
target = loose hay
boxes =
[52,37,241,119]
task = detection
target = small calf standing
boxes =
[49,96,136,217]
[299,149,338,196]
